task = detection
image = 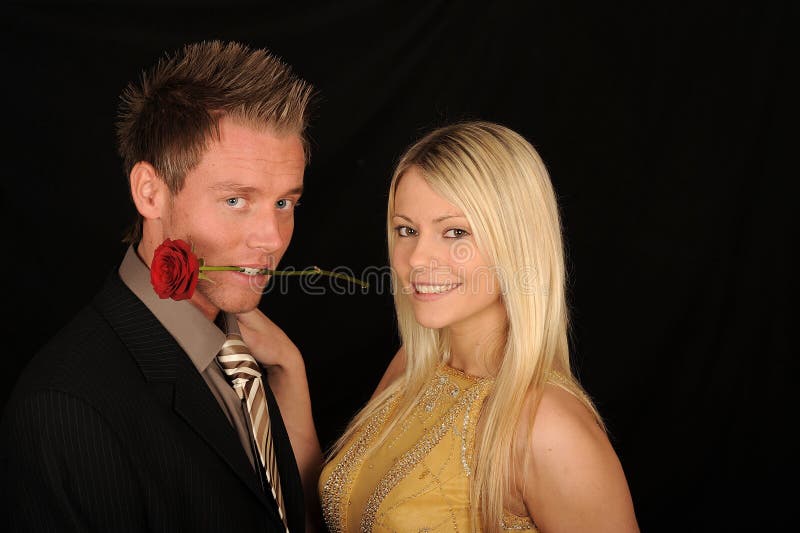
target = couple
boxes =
[0,41,638,532]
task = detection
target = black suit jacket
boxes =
[0,271,304,532]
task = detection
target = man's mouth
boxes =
[240,267,269,276]
[237,263,272,276]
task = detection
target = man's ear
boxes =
[130,162,169,219]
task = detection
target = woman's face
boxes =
[391,166,506,335]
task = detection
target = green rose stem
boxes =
[197,264,369,288]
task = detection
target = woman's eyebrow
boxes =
[433,214,465,223]
[392,213,465,223]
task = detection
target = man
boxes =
[1,41,321,532]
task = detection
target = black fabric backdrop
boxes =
[2,2,794,530]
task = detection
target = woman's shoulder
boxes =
[513,378,639,531]
[512,379,609,476]
[530,379,606,451]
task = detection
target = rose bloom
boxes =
[150,238,200,300]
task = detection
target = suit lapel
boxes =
[171,353,271,510]
[92,272,273,511]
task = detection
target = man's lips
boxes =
[238,264,272,276]
[201,262,270,276]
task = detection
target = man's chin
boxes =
[216,294,263,315]
[198,286,263,316]
[221,301,262,315]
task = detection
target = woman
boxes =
[318,121,639,532]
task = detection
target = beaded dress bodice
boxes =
[319,365,537,532]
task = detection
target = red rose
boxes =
[150,238,200,300]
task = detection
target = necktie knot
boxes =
[217,333,262,388]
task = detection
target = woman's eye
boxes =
[444,228,470,238]
[226,197,246,208]
[396,226,417,237]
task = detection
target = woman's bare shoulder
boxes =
[531,382,606,452]
[515,383,639,532]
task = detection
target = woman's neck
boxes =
[446,303,508,378]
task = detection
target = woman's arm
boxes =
[235,308,323,532]
[519,385,639,532]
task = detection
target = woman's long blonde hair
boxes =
[329,121,603,530]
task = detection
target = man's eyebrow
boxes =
[208,183,304,196]
[209,182,259,194]
[282,186,304,196]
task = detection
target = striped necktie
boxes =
[217,333,289,532]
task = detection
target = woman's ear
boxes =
[129,162,168,220]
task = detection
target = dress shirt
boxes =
[118,245,256,469]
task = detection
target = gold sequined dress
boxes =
[319,364,537,532]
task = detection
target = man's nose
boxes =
[247,209,286,256]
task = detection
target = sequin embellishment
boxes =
[361,369,492,531]
[320,395,399,532]
[320,364,539,532]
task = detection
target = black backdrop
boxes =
[2,2,793,530]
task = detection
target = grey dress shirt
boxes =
[118,245,256,469]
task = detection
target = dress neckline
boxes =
[439,363,494,383]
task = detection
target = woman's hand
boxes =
[234,308,303,372]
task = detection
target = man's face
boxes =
[161,117,305,316]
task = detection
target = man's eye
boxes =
[276,198,298,210]
[226,197,246,208]
[395,226,417,237]
[444,228,470,238]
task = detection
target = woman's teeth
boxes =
[415,284,458,294]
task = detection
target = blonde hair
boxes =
[330,121,602,530]
[116,40,314,243]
